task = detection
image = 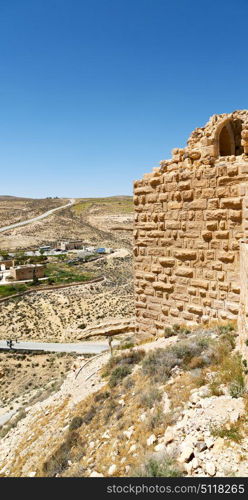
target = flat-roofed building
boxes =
[10,264,45,281]
[0,259,15,270]
[59,240,83,251]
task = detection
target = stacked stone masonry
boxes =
[133,110,248,337]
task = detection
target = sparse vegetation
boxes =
[142,336,212,384]
[109,365,132,387]
[0,284,28,297]
[132,454,182,477]
[44,263,92,284]
[42,430,84,477]
[211,423,243,443]
[69,416,84,431]
[139,387,162,408]
[103,349,145,377]
[209,341,245,398]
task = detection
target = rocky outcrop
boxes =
[70,317,136,340]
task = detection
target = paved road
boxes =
[0,198,75,233]
[0,409,16,427]
[0,340,116,354]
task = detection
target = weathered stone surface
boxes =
[133,109,248,341]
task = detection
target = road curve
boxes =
[0,339,117,354]
[0,198,75,233]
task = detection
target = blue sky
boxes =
[0,0,247,198]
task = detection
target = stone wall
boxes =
[133,110,248,337]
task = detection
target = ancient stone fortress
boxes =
[133,110,248,349]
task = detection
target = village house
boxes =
[0,259,15,271]
[10,264,45,281]
[59,240,83,251]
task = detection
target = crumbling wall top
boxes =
[157,110,248,175]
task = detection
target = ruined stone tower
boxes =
[133,110,248,341]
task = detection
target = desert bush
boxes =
[123,376,134,389]
[106,349,145,371]
[42,431,82,476]
[211,423,242,443]
[109,365,131,387]
[103,398,118,422]
[145,404,164,433]
[81,406,96,425]
[131,454,182,477]
[94,390,110,402]
[164,327,175,338]
[209,352,245,398]
[142,348,180,383]
[217,323,237,350]
[139,387,162,408]
[118,342,135,350]
[217,323,235,335]
[69,416,84,431]
[142,337,211,383]
[229,376,245,398]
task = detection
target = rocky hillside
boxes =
[1,323,248,477]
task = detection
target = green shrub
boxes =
[211,423,242,443]
[69,416,84,431]
[142,348,180,383]
[81,406,96,425]
[164,327,174,338]
[132,455,182,477]
[119,342,135,350]
[94,391,110,402]
[142,337,211,383]
[218,323,235,335]
[103,349,145,378]
[229,376,245,398]
[109,365,131,387]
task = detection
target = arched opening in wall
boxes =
[218,119,243,157]
[232,118,244,155]
[219,124,234,156]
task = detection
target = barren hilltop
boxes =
[0,195,133,250]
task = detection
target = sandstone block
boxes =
[174,249,197,260]
[134,186,152,195]
[191,279,209,290]
[215,231,229,239]
[159,258,175,267]
[188,199,207,210]
[220,197,242,209]
[205,210,226,220]
[218,252,235,263]
[187,305,203,315]
[202,231,212,241]
[206,221,218,231]
[207,198,219,209]
[165,221,181,229]
[153,282,174,292]
[175,267,193,277]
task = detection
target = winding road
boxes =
[0,198,75,233]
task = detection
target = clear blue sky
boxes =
[0,0,247,198]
